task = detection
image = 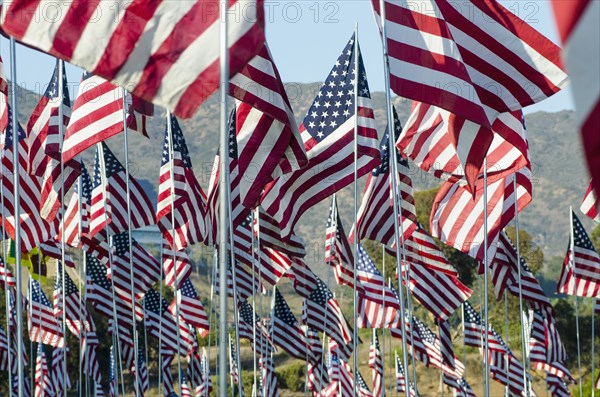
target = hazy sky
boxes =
[1,0,574,114]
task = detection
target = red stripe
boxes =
[51,1,102,59]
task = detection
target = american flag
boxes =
[402,260,472,321]
[180,371,193,397]
[581,181,599,222]
[353,105,417,246]
[0,257,16,286]
[563,211,600,286]
[229,42,307,181]
[306,328,329,394]
[204,111,251,245]
[302,277,354,362]
[2,0,265,119]
[170,278,210,338]
[53,262,96,338]
[546,373,572,397]
[325,197,359,291]
[162,241,192,289]
[400,224,458,276]
[255,207,306,258]
[34,344,53,397]
[61,72,151,162]
[557,211,600,298]
[528,311,571,382]
[394,354,419,396]
[437,319,455,371]
[198,348,213,397]
[261,34,380,240]
[442,375,476,397]
[356,243,400,328]
[51,347,71,395]
[39,240,76,269]
[213,258,266,302]
[109,232,162,302]
[94,382,105,397]
[0,55,7,133]
[1,108,58,252]
[0,325,9,371]
[81,332,102,385]
[186,348,203,392]
[85,253,143,326]
[143,288,195,356]
[58,161,92,248]
[162,352,175,397]
[368,331,384,397]
[229,334,242,386]
[238,300,274,357]
[271,289,309,361]
[371,0,566,129]
[157,116,207,251]
[132,348,149,397]
[89,142,156,238]
[487,345,530,396]
[356,371,374,397]
[413,317,465,380]
[550,0,600,201]
[491,231,554,315]
[28,278,65,348]
[462,302,507,352]
[25,59,80,222]
[109,346,117,397]
[259,354,279,397]
[431,166,532,263]
[324,342,354,397]
[398,102,528,189]
[287,259,319,299]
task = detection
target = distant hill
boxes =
[10,82,593,269]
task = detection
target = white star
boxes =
[308,121,315,128]
[324,102,331,109]
[317,131,324,138]
[335,101,342,108]
[326,91,334,98]
[311,111,318,118]
[330,120,337,128]
[332,111,339,117]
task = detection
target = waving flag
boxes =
[557,211,600,297]
[25,60,80,222]
[353,105,417,246]
[431,166,532,264]
[51,347,71,395]
[238,300,274,356]
[143,288,194,356]
[271,289,310,361]
[399,224,458,276]
[1,109,58,252]
[546,373,572,397]
[132,348,149,397]
[28,278,65,348]
[371,0,567,129]
[228,335,242,386]
[62,72,151,162]
[302,278,354,362]
[260,354,280,397]
[2,0,266,118]
[53,262,96,338]
[34,344,53,397]
[255,207,306,258]
[356,244,401,328]
[59,161,91,248]
[0,258,16,286]
[170,278,210,337]
[0,56,7,133]
[581,181,599,222]
[325,197,358,291]
[162,242,192,289]
[528,310,572,382]
[398,102,529,188]
[89,142,156,238]
[157,116,207,250]
[0,325,9,372]
[550,0,600,199]
[368,331,384,397]
[261,34,380,240]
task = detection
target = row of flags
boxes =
[0,0,598,396]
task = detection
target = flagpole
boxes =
[512,177,530,396]
[381,249,386,394]
[206,249,217,397]
[57,58,69,397]
[570,206,583,397]
[376,1,411,394]
[165,110,184,394]
[218,0,231,394]
[352,21,360,397]
[591,299,596,397]
[121,88,142,396]
[461,304,467,384]
[504,292,510,397]
[483,159,491,397]
[251,209,258,397]
[228,333,235,397]
[158,237,165,396]
[322,196,338,393]
[1,193,14,397]
[255,208,265,396]
[8,35,25,397]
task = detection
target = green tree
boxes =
[505,226,544,273]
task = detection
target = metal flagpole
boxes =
[229,333,235,397]
[251,210,258,397]
[158,237,165,396]
[483,160,491,397]
[570,207,583,397]
[8,35,25,397]
[462,304,467,382]
[388,279,394,397]
[381,248,386,393]
[57,58,69,397]
[376,1,411,394]
[206,249,217,397]
[592,298,596,397]
[504,293,510,396]
[1,188,14,397]
[352,21,360,397]
[218,0,231,394]
[121,88,142,396]
[513,177,530,396]
[321,196,337,393]
[165,110,184,394]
